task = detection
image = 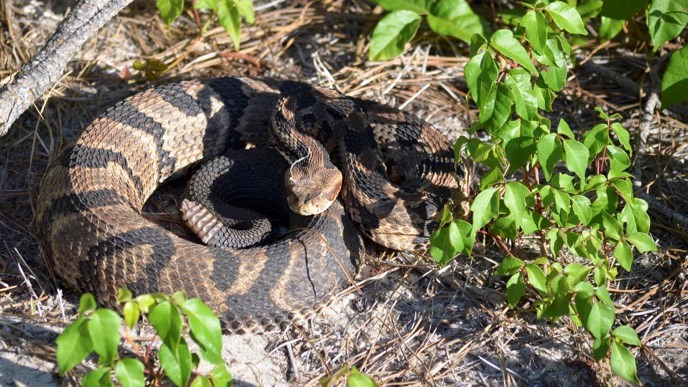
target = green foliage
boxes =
[320,364,379,387]
[646,0,688,50]
[195,0,256,50]
[369,0,489,60]
[424,1,657,383]
[661,45,688,107]
[56,291,231,386]
[155,0,255,51]
[575,0,688,107]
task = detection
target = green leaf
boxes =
[505,135,536,173]
[613,241,633,272]
[217,0,243,51]
[600,0,648,20]
[426,0,490,43]
[571,195,593,225]
[534,77,555,110]
[496,256,525,276]
[135,294,155,313]
[471,188,499,231]
[123,301,140,330]
[236,0,255,24]
[369,10,421,61]
[180,298,223,364]
[490,30,537,73]
[577,0,604,19]
[564,264,592,287]
[545,1,588,35]
[610,122,632,152]
[599,17,625,41]
[456,219,475,254]
[586,174,608,193]
[596,286,614,307]
[600,212,623,241]
[613,326,642,346]
[430,221,462,265]
[627,232,657,252]
[149,301,182,353]
[210,363,233,386]
[87,309,122,365]
[585,301,615,339]
[593,266,607,285]
[629,198,651,233]
[536,133,562,180]
[374,0,433,14]
[661,46,688,108]
[557,119,575,139]
[115,358,145,387]
[583,123,609,160]
[78,293,97,316]
[506,272,526,308]
[547,229,565,256]
[563,139,590,179]
[505,68,538,120]
[190,376,213,387]
[611,341,640,383]
[593,336,611,361]
[504,182,530,229]
[465,52,499,120]
[552,187,571,212]
[157,0,184,25]
[117,288,133,303]
[541,65,567,92]
[56,317,93,375]
[348,367,377,387]
[647,0,688,50]
[525,264,547,293]
[521,10,548,53]
[483,83,514,130]
[607,145,632,174]
[83,367,113,387]
[611,178,634,202]
[159,342,192,387]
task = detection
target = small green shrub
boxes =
[56,289,231,386]
[156,0,255,50]
[368,0,490,61]
[421,1,664,383]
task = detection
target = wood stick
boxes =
[0,0,133,136]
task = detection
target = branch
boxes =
[0,0,133,136]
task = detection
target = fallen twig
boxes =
[0,0,133,135]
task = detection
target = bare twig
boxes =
[0,0,133,136]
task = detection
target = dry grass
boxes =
[0,0,686,385]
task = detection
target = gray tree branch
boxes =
[0,0,133,136]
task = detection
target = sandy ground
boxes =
[1,0,686,385]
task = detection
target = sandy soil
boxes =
[0,0,686,385]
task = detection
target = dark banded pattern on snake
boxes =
[36,77,458,332]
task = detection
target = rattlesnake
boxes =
[36,77,457,332]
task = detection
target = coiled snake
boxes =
[36,78,457,332]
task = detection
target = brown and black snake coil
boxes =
[36,77,458,332]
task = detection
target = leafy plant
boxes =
[56,289,231,386]
[368,0,490,60]
[156,0,255,50]
[320,364,378,387]
[576,0,688,106]
[426,0,659,383]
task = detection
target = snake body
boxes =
[36,77,457,332]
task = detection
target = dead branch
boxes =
[0,0,133,136]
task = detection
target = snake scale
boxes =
[36,77,457,332]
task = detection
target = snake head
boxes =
[285,160,343,216]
